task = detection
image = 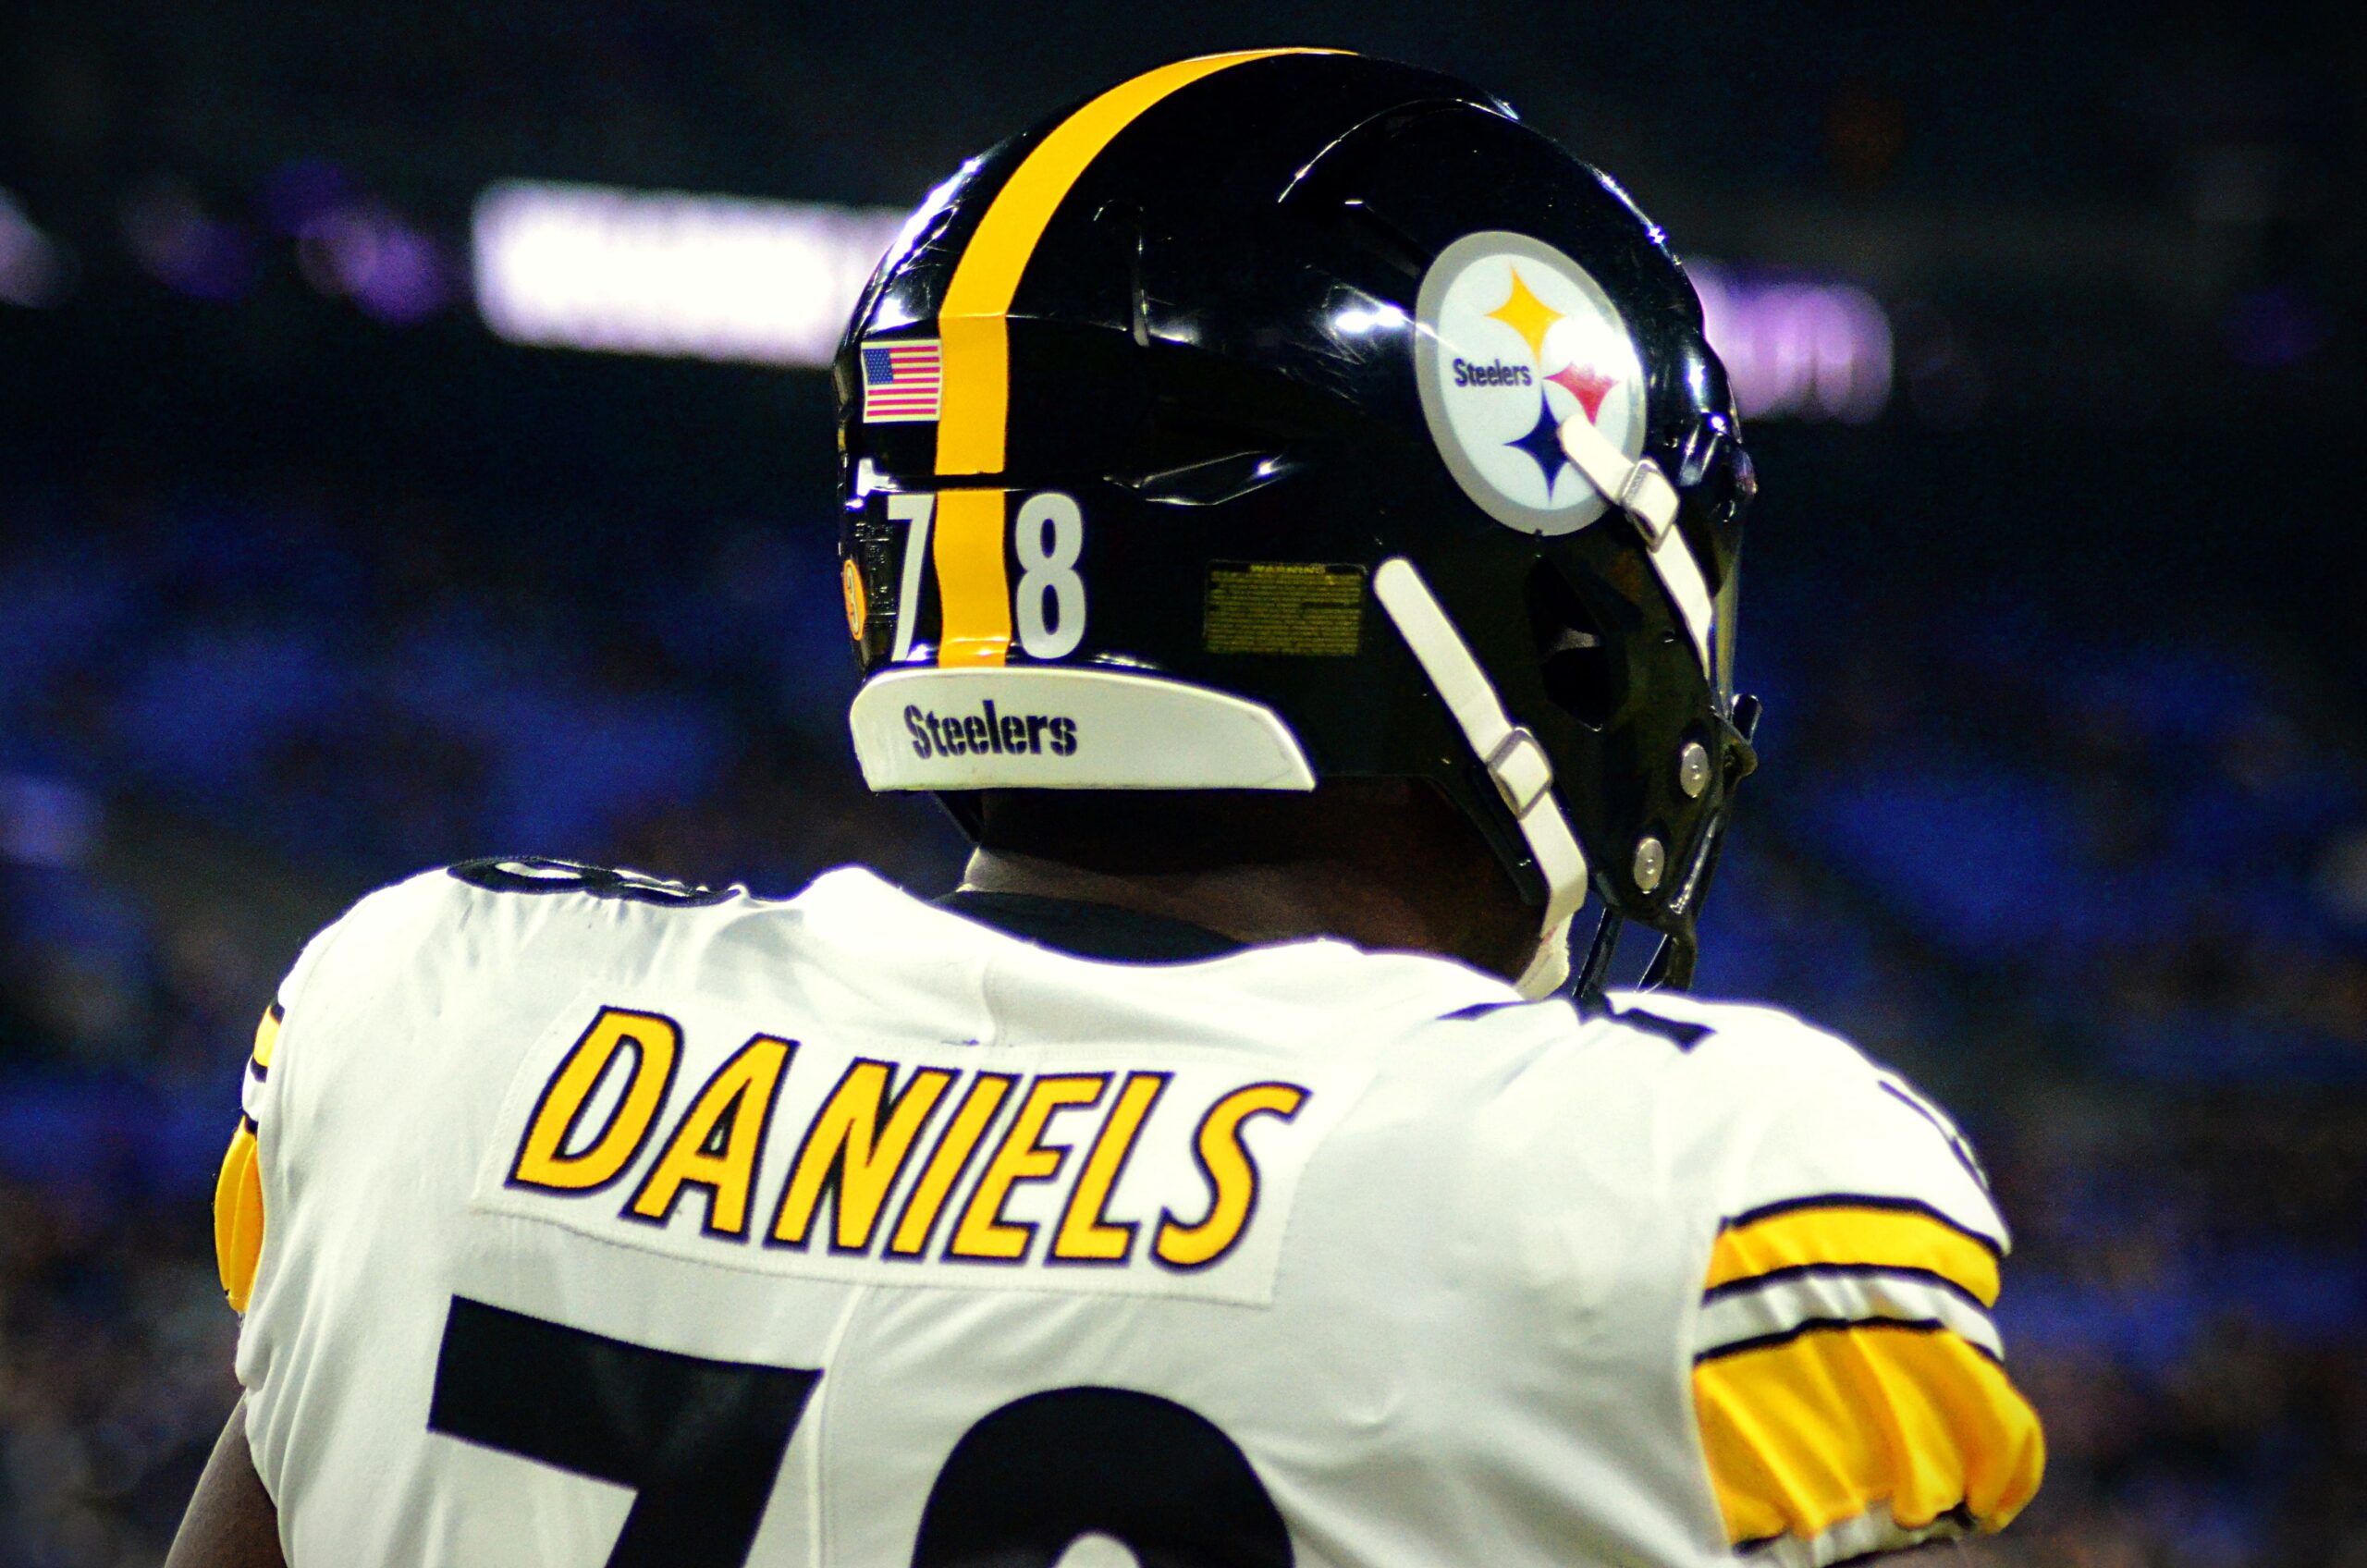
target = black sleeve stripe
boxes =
[1693,1315,2004,1368]
[1718,1192,2005,1259]
[1700,1261,1997,1317]
[1877,1080,1992,1193]
[267,999,286,1023]
[239,1110,258,1134]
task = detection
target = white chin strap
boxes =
[1372,557,1588,999]
[1557,415,1716,676]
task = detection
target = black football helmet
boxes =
[834,48,1758,999]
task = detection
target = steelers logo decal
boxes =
[1414,231,1648,535]
[841,557,868,642]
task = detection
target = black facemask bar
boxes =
[1569,692,1760,1005]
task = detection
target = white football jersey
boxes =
[215,859,2042,1568]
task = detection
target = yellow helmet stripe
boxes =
[933,47,1338,481]
[932,488,1014,666]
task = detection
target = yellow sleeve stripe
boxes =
[214,1121,266,1313]
[933,47,1337,477]
[215,1001,284,1313]
[1708,1196,2001,1309]
[252,1001,284,1071]
[1696,1319,2045,1548]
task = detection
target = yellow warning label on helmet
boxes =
[1203,562,1366,657]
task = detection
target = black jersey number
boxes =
[428,1297,818,1567]
[426,1296,1294,1568]
[914,1387,1292,1568]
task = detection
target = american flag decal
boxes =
[861,339,943,423]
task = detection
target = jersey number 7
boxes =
[427,1295,1294,1567]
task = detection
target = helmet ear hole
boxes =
[1527,560,1621,729]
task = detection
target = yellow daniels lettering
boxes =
[769,1060,958,1252]
[624,1035,794,1239]
[1155,1082,1308,1270]
[887,1072,1016,1257]
[949,1073,1109,1262]
[509,1007,682,1194]
[496,1014,1318,1286]
[1051,1072,1169,1264]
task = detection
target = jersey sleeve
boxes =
[212,1000,282,1312]
[1686,1036,2045,1564]
[209,873,428,1315]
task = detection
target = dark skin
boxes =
[960,780,1542,977]
[167,780,1541,1564]
[166,1397,283,1568]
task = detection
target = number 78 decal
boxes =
[885,490,1085,668]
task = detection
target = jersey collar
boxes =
[932,889,1247,963]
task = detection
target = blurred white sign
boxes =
[470,182,1892,421]
[472,181,904,366]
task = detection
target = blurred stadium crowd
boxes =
[0,467,2361,1566]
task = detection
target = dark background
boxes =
[1,3,2361,1564]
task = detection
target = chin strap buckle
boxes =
[1558,417,1711,674]
[1615,457,1678,543]
[1483,727,1554,819]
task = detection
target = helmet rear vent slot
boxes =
[1527,560,1621,729]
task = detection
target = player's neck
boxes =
[957,847,1502,973]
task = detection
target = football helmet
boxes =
[835,49,1758,998]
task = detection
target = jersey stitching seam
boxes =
[803,1280,874,1568]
